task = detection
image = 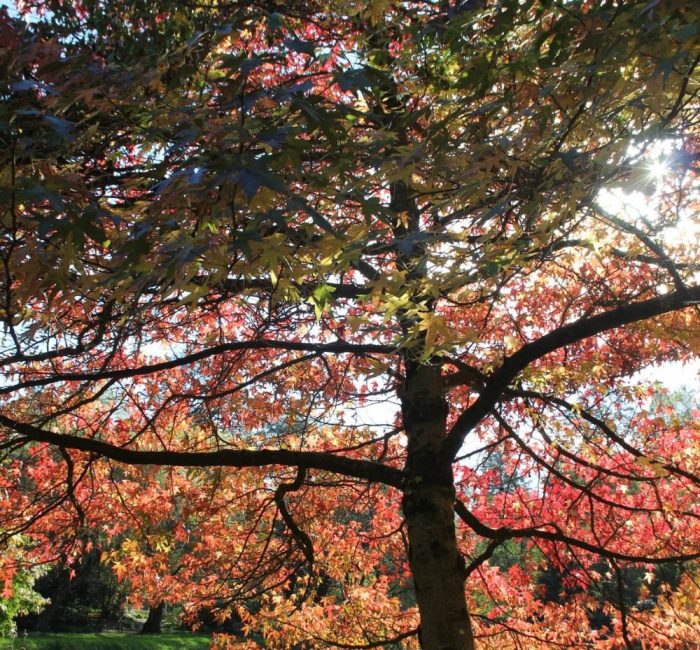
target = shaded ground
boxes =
[0,632,211,649]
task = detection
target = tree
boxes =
[0,538,47,638]
[1,1,699,648]
[140,602,165,635]
[23,545,128,632]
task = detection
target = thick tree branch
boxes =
[274,467,315,597]
[611,558,635,650]
[443,285,700,459]
[0,414,405,488]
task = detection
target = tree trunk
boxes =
[401,364,475,650]
[140,602,164,634]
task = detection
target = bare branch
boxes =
[0,339,395,396]
[454,500,700,565]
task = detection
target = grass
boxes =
[0,632,211,649]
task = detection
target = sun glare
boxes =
[649,158,669,181]
[595,138,699,276]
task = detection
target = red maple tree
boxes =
[1,1,699,648]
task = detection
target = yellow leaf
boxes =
[420,313,448,351]
[346,223,368,242]
[650,461,670,478]
[249,187,277,213]
[504,335,520,354]
[364,0,391,25]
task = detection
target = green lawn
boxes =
[0,633,211,649]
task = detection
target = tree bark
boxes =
[140,602,164,634]
[401,364,475,650]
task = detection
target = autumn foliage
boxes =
[1,0,700,648]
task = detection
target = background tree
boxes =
[0,538,47,638]
[1,1,700,648]
[21,546,128,633]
